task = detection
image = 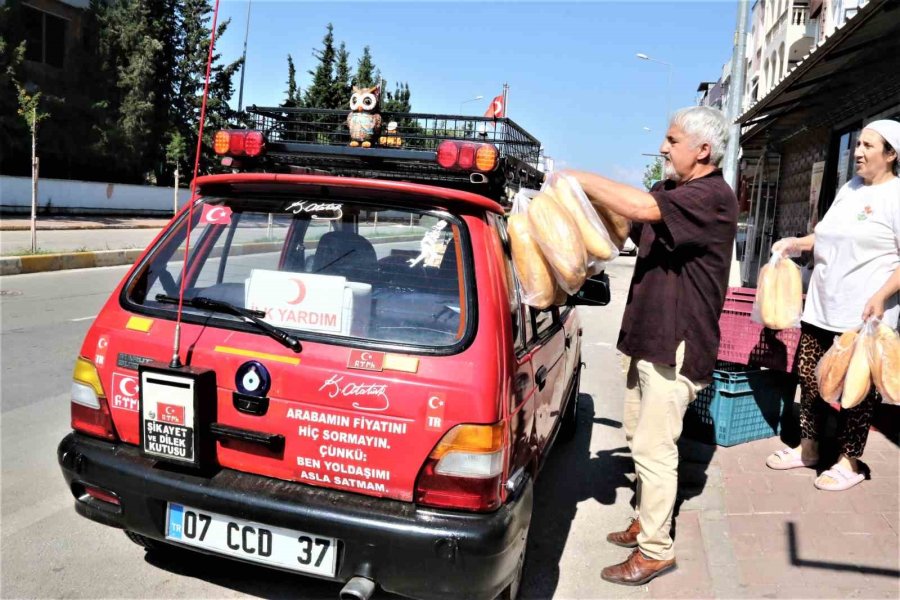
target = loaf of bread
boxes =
[817,331,858,402]
[551,176,614,260]
[841,334,872,408]
[758,257,803,330]
[527,192,587,292]
[553,286,568,306]
[589,204,630,250]
[871,324,900,404]
[508,213,556,309]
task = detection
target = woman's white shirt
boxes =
[804,176,900,331]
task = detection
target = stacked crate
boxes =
[685,288,801,446]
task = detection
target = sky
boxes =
[213,1,742,188]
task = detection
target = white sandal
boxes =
[765,447,818,470]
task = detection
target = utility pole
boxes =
[722,0,750,191]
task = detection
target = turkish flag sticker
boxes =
[157,402,186,425]
[200,204,232,225]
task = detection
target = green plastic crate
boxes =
[685,367,797,447]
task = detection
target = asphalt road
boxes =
[0,258,645,599]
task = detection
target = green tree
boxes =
[169,0,240,181]
[303,23,336,108]
[333,42,352,109]
[0,8,28,176]
[643,156,663,190]
[283,54,301,107]
[352,45,379,88]
[383,82,412,114]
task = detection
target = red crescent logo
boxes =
[119,376,138,397]
[287,278,307,305]
[165,405,177,416]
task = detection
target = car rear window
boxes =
[124,195,472,348]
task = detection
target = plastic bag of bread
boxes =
[507,189,557,309]
[841,324,872,409]
[864,319,900,405]
[566,177,632,250]
[526,189,588,295]
[752,250,803,330]
[815,329,858,404]
[541,172,619,271]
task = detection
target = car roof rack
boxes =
[229,106,545,205]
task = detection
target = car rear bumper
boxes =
[57,432,531,600]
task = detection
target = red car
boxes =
[57,110,609,600]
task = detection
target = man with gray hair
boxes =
[565,105,738,585]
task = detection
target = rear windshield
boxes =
[124,195,472,348]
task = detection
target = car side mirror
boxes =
[567,272,611,306]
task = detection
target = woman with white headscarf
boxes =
[764,119,900,491]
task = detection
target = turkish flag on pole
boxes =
[484,94,505,118]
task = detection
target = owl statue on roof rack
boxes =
[347,85,382,148]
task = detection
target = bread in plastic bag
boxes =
[526,190,588,295]
[815,330,858,403]
[542,172,619,267]
[752,250,803,330]
[507,189,556,309]
[841,322,872,409]
[864,318,900,405]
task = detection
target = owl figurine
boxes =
[346,85,382,148]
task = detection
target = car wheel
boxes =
[125,530,164,551]
[558,365,581,442]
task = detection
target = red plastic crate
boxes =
[717,287,801,373]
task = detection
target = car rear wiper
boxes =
[155,294,302,353]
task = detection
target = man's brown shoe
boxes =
[606,517,640,548]
[600,549,677,586]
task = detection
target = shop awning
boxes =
[738,0,900,158]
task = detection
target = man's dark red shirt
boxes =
[617,170,738,382]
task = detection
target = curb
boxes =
[0,249,145,276]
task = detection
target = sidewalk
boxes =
[0,216,169,275]
[652,405,899,599]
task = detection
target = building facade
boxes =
[727,0,899,286]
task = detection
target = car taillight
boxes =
[474,144,498,171]
[436,141,498,173]
[213,129,266,158]
[71,357,118,441]
[415,423,505,512]
[436,140,459,169]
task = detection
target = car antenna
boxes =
[170,0,223,369]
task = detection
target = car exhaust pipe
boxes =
[339,576,376,600]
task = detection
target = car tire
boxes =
[124,530,164,551]
[558,365,581,443]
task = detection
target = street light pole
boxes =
[458,95,484,114]
[723,0,750,192]
[237,0,252,112]
[636,52,673,124]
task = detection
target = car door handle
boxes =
[564,335,571,349]
[535,366,548,391]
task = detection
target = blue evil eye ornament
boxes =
[235,361,271,397]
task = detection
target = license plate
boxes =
[165,503,338,577]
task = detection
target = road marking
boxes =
[70,315,96,322]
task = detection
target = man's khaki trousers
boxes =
[622,342,706,561]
